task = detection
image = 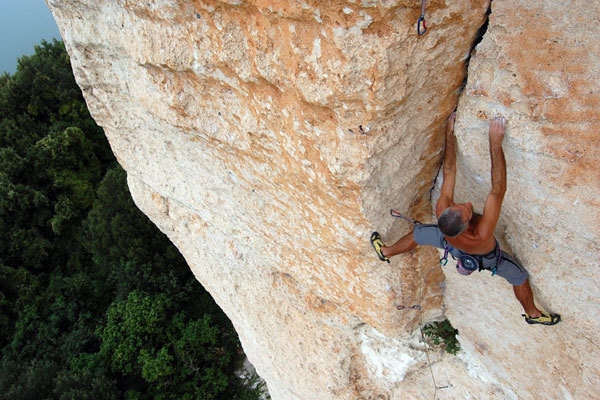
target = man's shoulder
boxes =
[435,197,453,217]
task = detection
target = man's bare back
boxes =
[443,213,496,254]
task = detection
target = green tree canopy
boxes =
[0,39,265,399]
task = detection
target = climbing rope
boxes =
[389,208,449,395]
[417,0,428,35]
[415,247,451,398]
[391,208,449,396]
[391,208,422,310]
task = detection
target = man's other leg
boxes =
[513,279,541,317]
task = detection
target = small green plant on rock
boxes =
[423,319,461,355]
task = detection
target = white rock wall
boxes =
[451,1,600,398]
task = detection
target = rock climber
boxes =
[371,113,560,325]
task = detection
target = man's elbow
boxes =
[491,181,507,195]
[490,188,506,199]
[443,166,456,177]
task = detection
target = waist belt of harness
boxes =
[441,242,503,276]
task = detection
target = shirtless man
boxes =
[371,113,560,325]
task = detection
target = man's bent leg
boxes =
[381,230,417,258]
[513,279,541,317]
[375,225,444,261]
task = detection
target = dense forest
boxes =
[0,39,264,399]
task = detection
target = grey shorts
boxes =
[413,224,528,286]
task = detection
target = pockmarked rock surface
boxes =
[450,1,600,398]
[48,0,599,398]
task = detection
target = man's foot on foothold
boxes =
[370,232,390,263]
[522,311,561,326]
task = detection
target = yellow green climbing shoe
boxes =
[523,311,561,326]
[370,232,390,263]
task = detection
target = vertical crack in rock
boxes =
[460,3,492,93]
[430,4,492,203]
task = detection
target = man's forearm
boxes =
[488,117,507,195]
[443,121,457,176]
[437,113,458,210]
[444,113,456,176]
[489,138,507,195]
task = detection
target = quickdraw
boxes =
[491,247,502,276]
[440,245,449,266]
[440,243,504,276]
[390,209,422,225]
[417,0,427,35]
[397,305,422,310]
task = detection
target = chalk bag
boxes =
[456,255,479,275]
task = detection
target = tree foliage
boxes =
[0,39,264,399]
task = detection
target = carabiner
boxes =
[417,0,428,35]
[440,245,449,266]
[417,17,427,35]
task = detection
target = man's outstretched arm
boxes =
[436,112,457,217]
[478,117,507,240]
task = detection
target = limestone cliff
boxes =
[48,0,599,398]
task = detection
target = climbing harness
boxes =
[439,242,503,276]
[417,0,428,35]
[390,209,422,225]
